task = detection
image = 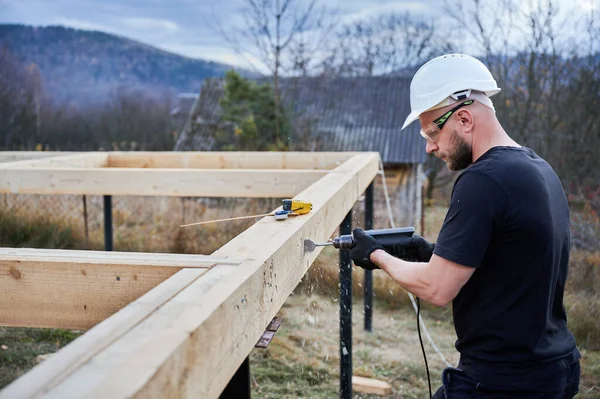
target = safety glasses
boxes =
[420,100,474,143]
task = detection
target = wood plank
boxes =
[352,376,393,396]
[0,259,187,329]
[0,248,242,267]
[0,248,237,329]
[0,153,107,169]
[0,268,209,399]
[108,151,355,170]
[0,168,328,197]
[41,153,380,398]
[0,152,79,163]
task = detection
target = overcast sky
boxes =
[1,0,598,70]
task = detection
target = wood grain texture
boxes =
[0,248,241,267]
[0,152,80,164]
[107,151,354,169]
[38,153,380,399]
[0,168,328,197]
[1,260,179,329]
[0,249,234,329]
[0,268,207,399]
[0,153,107,169]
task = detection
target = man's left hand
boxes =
[349,228,385,270]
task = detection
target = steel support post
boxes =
[103,195,113,251]
[220,357,251,398]
[339,211,353,399]
[364,181,374,332]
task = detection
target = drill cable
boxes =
[378,158,453,370]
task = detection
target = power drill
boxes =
[305,227,419,260]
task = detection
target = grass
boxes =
[0,328,83,389]
[0,209,81,249]
[249,293,459,398]
[0,196,598,396]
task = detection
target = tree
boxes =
[216,70,289,151]
[332,12,453,76]
[444,0,600,191]
[218,0,335,146]
[0,46,38,149]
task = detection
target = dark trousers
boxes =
[432,360,580,399]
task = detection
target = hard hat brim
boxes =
[401,110,421,130]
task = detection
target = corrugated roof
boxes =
[175,76,426,164]
[278,76,425,164]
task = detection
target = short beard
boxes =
[446,129,473,171]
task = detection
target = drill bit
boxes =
[303,239,334,253]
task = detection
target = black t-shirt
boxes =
[434,146,580,388]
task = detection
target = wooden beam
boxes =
[352,376,392,396]
[33,153,379,398]
[0,248,242,267]
[107,151,355,170]
[0,249,235,329]
[0,153,107,169]
[0,152,80,163]
[0,168,328,197]
[0,267,211,399]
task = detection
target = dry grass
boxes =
[566,251,600,351]
[250,293,459,398]
[0,193,279,253]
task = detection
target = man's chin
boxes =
[447,160,472,171]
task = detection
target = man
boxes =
[350,54,581,398]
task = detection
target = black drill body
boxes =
[331,227,419,260]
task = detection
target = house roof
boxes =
[278,76,426,164]
[176,76,427,165]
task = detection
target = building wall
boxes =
[367,164,423,233]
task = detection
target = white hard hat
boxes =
[401,54,501,130]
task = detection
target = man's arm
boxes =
[370,250,475,307]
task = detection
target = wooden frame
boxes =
[0,151,379,399]
[0,152,354,197]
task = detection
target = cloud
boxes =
[121,17,180,33]
[160,42,269,73]
[574,0,599,11]
[339,1,436,23]
[51,16,120,34]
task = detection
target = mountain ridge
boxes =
[0,23,254,105]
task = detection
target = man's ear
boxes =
[457,110,474,132]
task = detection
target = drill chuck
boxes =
[330,235,355,250]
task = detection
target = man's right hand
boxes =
[390,235,435,262]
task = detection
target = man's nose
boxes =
[425,140,438,154]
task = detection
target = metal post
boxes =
[364,181,374,332]
[103,195,113,251]
[219,357,251,398]
[82,195,89,249]
[339,211,352,399]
